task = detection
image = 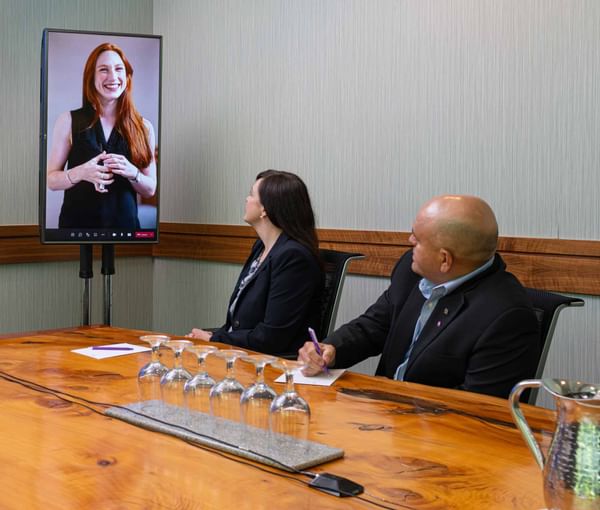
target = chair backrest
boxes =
[317,249,365,340]
[524,287,584,404]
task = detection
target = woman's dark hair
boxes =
[256,170,319,261]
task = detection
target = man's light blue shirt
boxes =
[394,256,495,381]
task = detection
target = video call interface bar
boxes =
[44,229,156,243]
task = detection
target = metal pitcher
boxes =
[510,379,600,510]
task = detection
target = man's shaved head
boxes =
[420,195,498,264]
[409,195,498,283]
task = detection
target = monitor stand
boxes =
[78,244,115,326]
[101,244,114,326]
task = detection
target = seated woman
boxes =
[188,170,323,355]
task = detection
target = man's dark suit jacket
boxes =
[210,232,322,355]
[325,250,539,398]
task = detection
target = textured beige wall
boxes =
[0,258,155,333]
[0,0,155,332]
[152,259,241,336]
[152,0,600,405]
[155,0,600,239]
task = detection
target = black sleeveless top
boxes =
[58,106,139,229]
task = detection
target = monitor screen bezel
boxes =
[39,28,162,244]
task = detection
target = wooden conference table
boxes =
[0,326,554,509]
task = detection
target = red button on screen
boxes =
[134,231,155,239]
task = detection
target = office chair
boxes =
[525,287,585,404]
[317,249,365,339]
[277,249,364,359]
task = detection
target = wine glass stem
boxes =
[151,346,160,363]
[285,370,295,394]
[174,350,183,369]
[255,364,265,384]
[225,359,235,379]
[197,356,207,376]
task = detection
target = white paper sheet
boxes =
[72,342,150,359]
[274,368,345,386]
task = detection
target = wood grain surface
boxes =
[155,223,600,295]
[0,326,554,509]
[1,224,598,295]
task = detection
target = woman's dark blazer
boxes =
[210,233,322,355]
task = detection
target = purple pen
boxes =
[308,327,329,374]
[92,346,134,351]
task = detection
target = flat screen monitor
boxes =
[39,28,162,244]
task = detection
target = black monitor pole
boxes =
[79,245,93,326]
[101,244,115,326]
[78,244,115,326]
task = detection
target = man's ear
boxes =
[439,248,453,274]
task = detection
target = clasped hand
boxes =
[79,152,139,193]
[104,152,138,182]
[74,152,112,193]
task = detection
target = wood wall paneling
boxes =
[0,225,151,264]
[1,223,598,295]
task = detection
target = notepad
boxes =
[72,343,150,359]
[274,368,345,386]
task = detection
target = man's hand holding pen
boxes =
[298,337,336,376]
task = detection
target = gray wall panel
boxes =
[152,258,240,336]
[0,257,154,334]
[154,0,600,239]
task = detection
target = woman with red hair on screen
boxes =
[47,42,156,228]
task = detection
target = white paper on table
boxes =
[274,368,345,386]
[71,342,150,359]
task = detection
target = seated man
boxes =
[299,195,539,398]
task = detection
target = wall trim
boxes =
[1,224,598,295]
[0,225,151,264]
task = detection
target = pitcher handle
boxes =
[509,379,545,470]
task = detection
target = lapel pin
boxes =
[437,320,442,327]
[443,308,449,315]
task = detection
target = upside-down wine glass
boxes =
[239,354,277,429]
[137,335,171,401]
[209,349,247,422]
[269,359,311,440]
[160,339,193,407]
[183,344,219,414]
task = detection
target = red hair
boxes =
[82,43,152,169]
